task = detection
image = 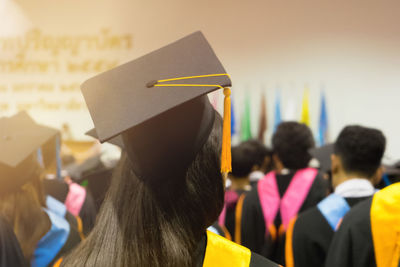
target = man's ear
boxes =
[273,154,284,172]
[331,154,339,174]
[372,166,384,186]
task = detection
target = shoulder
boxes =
[243,183,261,205]
[311,172,329,189]
[341,197,372,230]
[250,252,280,267]
[294,206,327,235]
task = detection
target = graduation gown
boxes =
[326,182,400,267]
[207,221,232,240]
[0,215,27,267]
[43,178,96,235]
[286,196,369,267]
[32,209,81,267]
[240,169,328,264]
[219,188,249,242]
[46,196,85,240]
[194,231,280,267]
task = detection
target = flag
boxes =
[318,92,328,145]
[300,88,311,126]
[274,92,282,132]
[241,94,252,141]
[257,92,267,141]
[231,96,236,136]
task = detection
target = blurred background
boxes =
[1,0,399,160]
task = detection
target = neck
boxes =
[230,177,250,191]
[333,173,371,189]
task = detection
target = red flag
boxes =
[258,92,267,141]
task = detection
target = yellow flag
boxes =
[300,88,311,126]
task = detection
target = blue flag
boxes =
[318,92,328,145]
[231,96,236,136]
[56,135,62,179]
[274,92,282,132]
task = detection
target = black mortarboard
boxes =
[309,144,334,174]
[85,128,124,148]
[81,31,232,183]
[0,112,59,194]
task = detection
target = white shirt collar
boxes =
[334,178,375,198]
[249,171,265,182]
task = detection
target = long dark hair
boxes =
[62,113,224,266]
[0,163,49,261]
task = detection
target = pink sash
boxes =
[218,190,240,226]
[65,182,86,216]
[258,168,317,235]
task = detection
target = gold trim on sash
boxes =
[203,230,251,267]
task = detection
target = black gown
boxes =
[289,196,370,267]
[325,198,376,267]
[240,171,328,264]
[222,188,248,242]
[0,215,27,267]
[43,178,97,235]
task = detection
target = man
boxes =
[241,122,328,264]
[286,125,385,267]
[246,140,273,186]
[219,140,269,243]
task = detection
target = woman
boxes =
[61,31,279,266]
[0,112,82,266]
[0,213,27,267]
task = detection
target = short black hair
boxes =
[242,139,272,167]
[231,140,271,178]
[334,125,386,178]
[272,122,315,169]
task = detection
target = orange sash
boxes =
[371,183,400,267]
[203,230,251,267]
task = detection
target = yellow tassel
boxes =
[221,87,232,173]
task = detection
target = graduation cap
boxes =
[81,31,232,183]
[309,144,334,174]
[0,112,59,195]
[85,128,124,148]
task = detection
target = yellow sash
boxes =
[371,183,400,267]
[203,230,251,267]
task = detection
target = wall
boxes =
[1,0,400,159]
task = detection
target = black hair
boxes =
[231,140,272,178]
[334,125,386,178]
[272,122,315,170]
[61,113,224,267]
[243,139,272,168]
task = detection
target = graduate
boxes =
[43,177,96,236]
[219,140,268,243]
[246,140,273,186]
[325,184,400,267]
[60,31,279,267]
[40,135,97,235]
[0,214,27,267]
[0,112,82,267]
[324,143,400,267]
[240,122,328,264]
[286,125,386,267]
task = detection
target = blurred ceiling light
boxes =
[0,0,32,36]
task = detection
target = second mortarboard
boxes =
[0,112,59,195]
[309,144,334,174]
[81,31,232,183]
